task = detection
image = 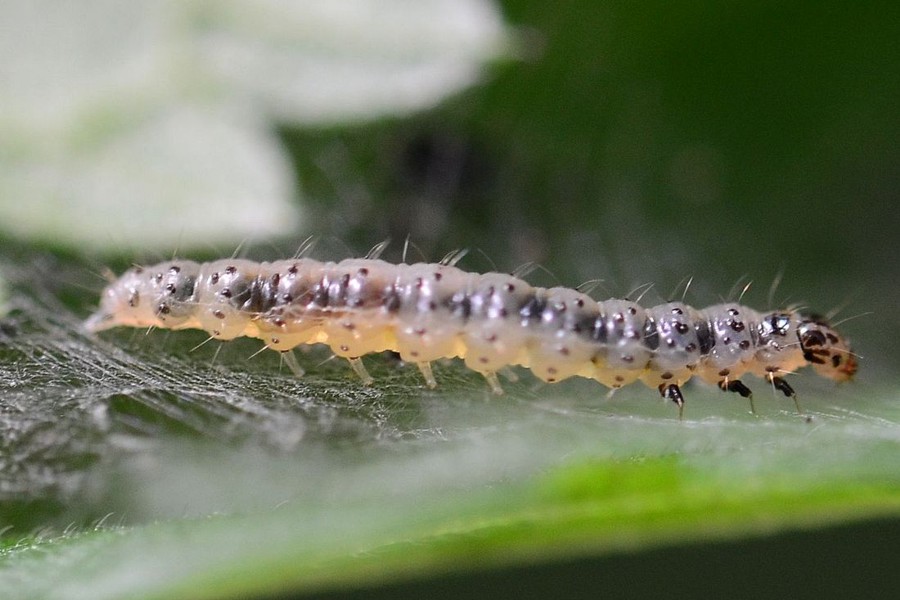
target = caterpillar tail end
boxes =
[84,309,115,333]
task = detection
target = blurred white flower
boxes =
[0,0,510,251]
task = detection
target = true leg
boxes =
[659,383,685,420]
[718,379,756,414]
[770,375,802,414]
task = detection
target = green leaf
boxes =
[1,247,898,598]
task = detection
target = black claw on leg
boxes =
[770,376,794,397]
[718,379,752,398]
[771,375,804,416]
[659,383,685,420]
[718,379,756,414]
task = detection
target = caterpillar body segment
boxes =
[86,258,857,414]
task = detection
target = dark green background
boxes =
[288,0,898,315]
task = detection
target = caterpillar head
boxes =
[797,314,857,382]
[85,262,199,332]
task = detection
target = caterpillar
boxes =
[85,256,857,416]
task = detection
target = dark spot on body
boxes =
[628,307,637,315]
[739,340,751,350]
[288,264,298,275]
[685,343,697,353]
[729,320,745,332]
[505,282,515,292]
[213,310,225,319]
[225,266,237,274]
[169,265,181,273]
[832,355,842,367]
[802,331,827,347]
[359,267,369,276]
[590,315,608,343]
[158,303,170,315]
[719,369,730,376]
[622,354,634,363]
[384,292,402,312]
[128,291,140,307]
[723,336,731,345]
[671,307,684,315]
[770,314,791,336]
[165,283,176,294]
[615,375,625,383]
[675,322,689,334]
[804,350,827,365]
[661,371,673,380]
[340,345,349,352]
[518,295,546,320]
[643,318,659,350]
[433,271,441,280]
[695,320,713,354]
[211,272,220,284]
[220,288,232,298]
[312,283,329,307]
[273,317,286,327]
